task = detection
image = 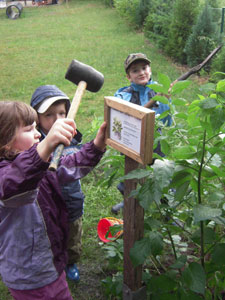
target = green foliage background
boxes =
[113,0,225,71]
[184,2,221,68]
[165,0,199,64]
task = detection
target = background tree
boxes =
[144,0,175,49]
[114,0,140,27]
[165,0,199,64]
[184,2,221,70]
[135,0,151,28]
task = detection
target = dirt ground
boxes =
[68,263,108,300]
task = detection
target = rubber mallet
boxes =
[49,59,104,171]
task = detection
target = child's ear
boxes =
[126,73,132,82]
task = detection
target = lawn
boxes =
[0,0,206,299]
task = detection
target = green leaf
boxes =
[188,137,201,146]
[172,171,192,188]
[152,159,175,188]
[171,80,191,95]
[119,169,151,181]
[107,250,117,257]
[182,262,206,295]
[172,98,187,106]
[130,232,163,267]
[173,146,196,159]
[211,216,225,226]
[190,177,198,192]
[144,217,161,230]
[214,71,225,76]
[148,231,164,257]
[158,109,170,120]
[199,82,216,94]
[178,287,205,300]
[160,139,171,156]
[199,98,219,109]
[152,95,169,104]
[208,191,224,203]
[147,83,168,94]
[201,166,217,179]
[174,112,187,120]
[210,165,225,178]
[170,255,187,269]
[211,244,225,265]
[138,179,162,209]
[148,274,177,293]
[187,112,201,128]
[129,237,151,267]
[191,227,217,245]
[199,119,213,135]
[208,145,224,155]
[210,107,225,131]
[216,79,225,92]
[175,181,190,202]
[193,204,222,222]
[157,72,171,90]
[188,124,204,135]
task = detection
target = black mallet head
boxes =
[65,59,104,93]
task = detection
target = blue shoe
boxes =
[66,264,80,282]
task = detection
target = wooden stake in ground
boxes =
[104,97,155,299]
[123,157,147,299]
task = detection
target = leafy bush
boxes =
[144,0,175,49]
[135,0,151,28]
[211,47,225,80]
[207,0,222,29]
[184,2,221,70]
[100,74,225,299]
[165,0,200,64]
[113,0,141,27]
[104,0,114,7]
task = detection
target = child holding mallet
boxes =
[0,101,106,300]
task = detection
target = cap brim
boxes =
[37,96,70,113]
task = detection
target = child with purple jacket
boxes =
[0,101,106,300]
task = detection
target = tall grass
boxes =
[0,0,204,299]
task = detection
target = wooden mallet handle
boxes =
[48,81,87,171]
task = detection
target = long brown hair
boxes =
[0,101,38,160]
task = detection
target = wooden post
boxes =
[104,96,154,299]
[123,156,146,299]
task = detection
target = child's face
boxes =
[38,102,67,135]
[11,122,41,152]
[127,61,151,86]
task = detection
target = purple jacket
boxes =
[0,141,104,290]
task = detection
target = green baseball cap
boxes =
[124,53,151,72]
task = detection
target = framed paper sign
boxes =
[104,96,155,165]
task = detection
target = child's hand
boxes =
[37,119,76,161]
[93,122,107,151]
[47,119,76,148]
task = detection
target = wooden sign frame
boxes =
[104,96,155,165]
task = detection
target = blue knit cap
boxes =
[30,85,70,114]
